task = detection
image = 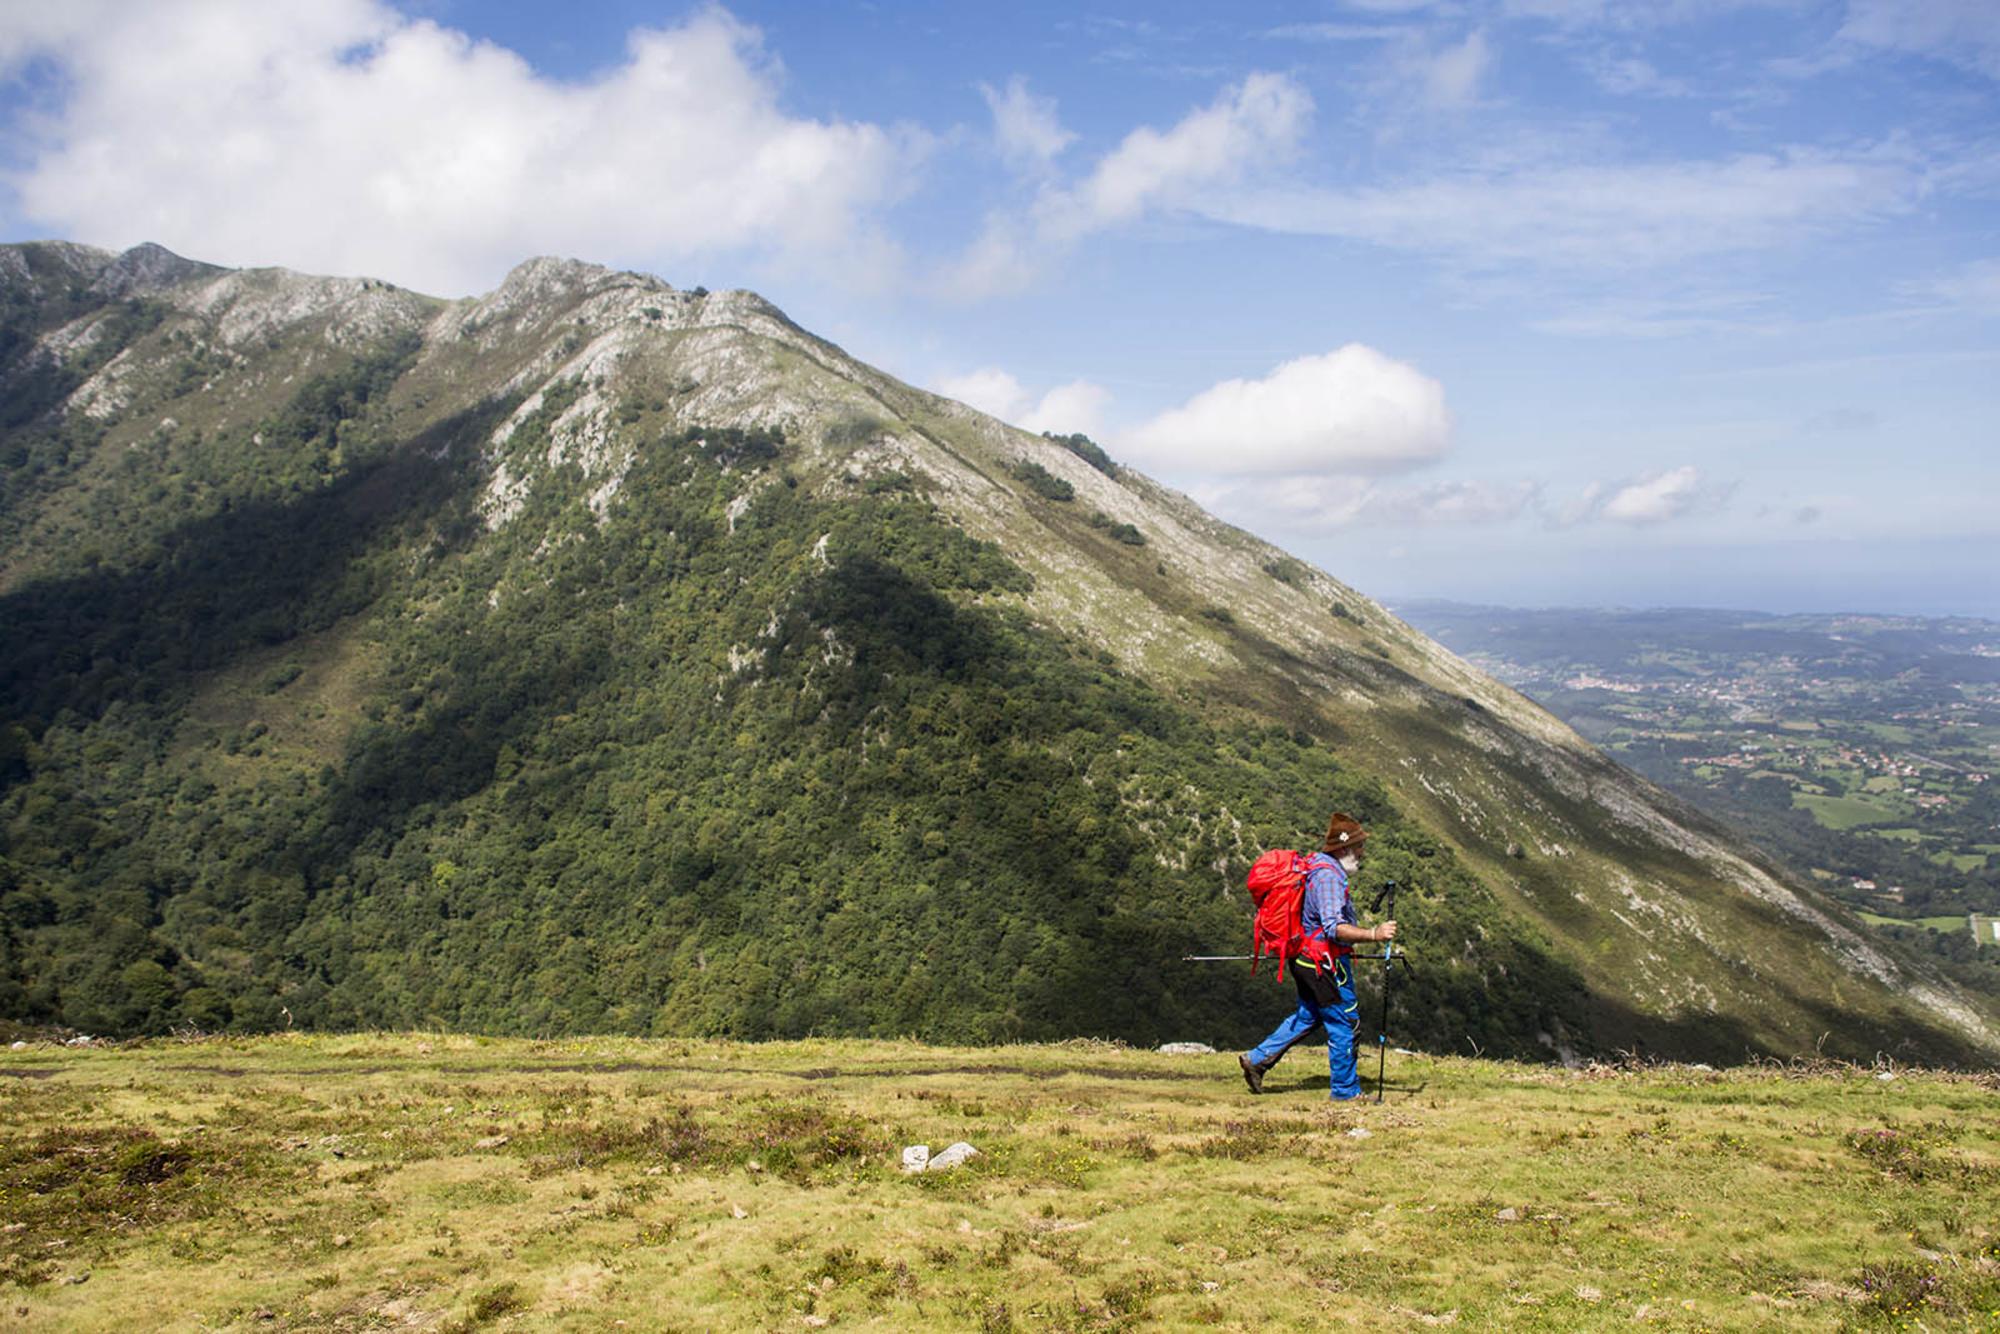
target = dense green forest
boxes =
[0,345,1585,1053]
[5,244,1993,1069]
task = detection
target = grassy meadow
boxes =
[3,1034,1998,1331]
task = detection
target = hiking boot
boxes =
[1238,1053,1265,1095]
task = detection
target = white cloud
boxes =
[1502,0,1813,31]
[1186,473,1539,534]
[934,368,1034,421]
[1416,31,1493,109]
[981,76,1074,172]
[1904,258,2000,313]
[932,368,1110,436]
[1,1,916,295]
[1059,72,1311,237]
[1367,478,1541,523]
[1216,148,1914,272]
[1839,0,2000,81]
[946,72,1311,297]
[1545,466,1725,526]
[1600,466,1708,523]
[1552,481,1609,527]
[1264,23,1409,42]
[1584,53,1694,98]
[1123,345,1451,475]
[1025,380,1112,436]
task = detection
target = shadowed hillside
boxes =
[0,241,1993,1064]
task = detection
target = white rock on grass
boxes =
[1157,1042,1216,1054]
[901,1142,983,1173]
[926,1142,981,1173]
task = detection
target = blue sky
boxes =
[2,1,1996,617]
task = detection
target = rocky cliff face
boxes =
[2,241,1993,1060]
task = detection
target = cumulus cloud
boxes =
[1601,466,1706,522]
[1,1,916,295]
[981,76,1073,172]
[933,368,1110,436]
[946,72,1311,297]
[1548,466,1723,526]
[1123,345,1451,475]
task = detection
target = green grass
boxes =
[1856,911,1971,933]
[3,1034,1998,1331]
[1793,792,1898,831]
[1932,852,1989,873]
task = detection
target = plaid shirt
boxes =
[1300,851,1355,944]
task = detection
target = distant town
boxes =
[1396,603,2000,946]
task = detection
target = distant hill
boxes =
[2,242,1994,1063]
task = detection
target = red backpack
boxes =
[1246,849,1346,980]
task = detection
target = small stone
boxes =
[474,1135,509,1149]
[60,1272,89,1286]
[645,1166,664,1176]
[925,1142,980,1172]
[731,1204,748,1220]
[1201,1281,1220,1293]
[1575,1285,1602,1302]
[801,1317,829,1329]
[1157,1042,1215,1054]
[1346,1127,1373,1139]
[8,1041,26,1051]
[332,1233,351,1248]
[1875,1071,1896,1082]
[747,1158,764,1173]
[900,1145,931,1174]
[1496,1207,1520,1222]
[1689,1063,1714,1072]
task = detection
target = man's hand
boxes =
[1374,920,1398,943]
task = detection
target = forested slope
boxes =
[1,241,1992,1063]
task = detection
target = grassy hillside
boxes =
[1,242,1995,1063]
[3,1034,1997,1330]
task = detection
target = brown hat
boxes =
[1323,812,1367,856]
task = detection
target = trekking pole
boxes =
[1367,880,1400,1103]
[1181,953,1405,962]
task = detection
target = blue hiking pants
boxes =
[1243,955,1361,1099]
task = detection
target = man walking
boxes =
[1238,812,1396,1100]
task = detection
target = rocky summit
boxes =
[1,241,1993,1063]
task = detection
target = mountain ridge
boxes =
[1,241,1992,1062]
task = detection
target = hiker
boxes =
[1238,812,1396,1100]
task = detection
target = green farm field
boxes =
[4,1035,1998,1331]
[1793,791,1900,831]
[1856,911,1972,933]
